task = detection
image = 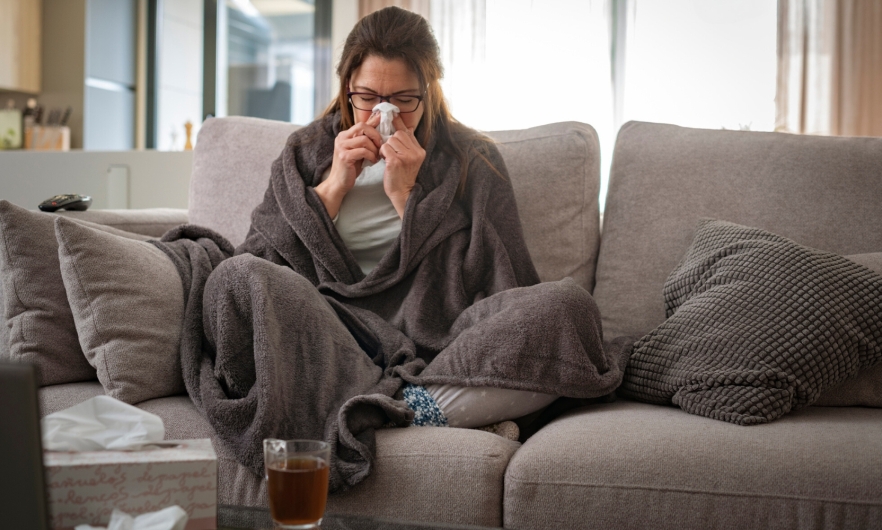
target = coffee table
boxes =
[218,504,500,530]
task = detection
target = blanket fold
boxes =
[154,113,628,491]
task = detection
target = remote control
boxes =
[38,194,92,212]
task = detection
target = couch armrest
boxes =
[55,208,189,238]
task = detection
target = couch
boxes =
[7,117,882,529]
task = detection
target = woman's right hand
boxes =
[315,113,382,219]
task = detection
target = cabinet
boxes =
[0,0,42,93]
[41,0,137,150]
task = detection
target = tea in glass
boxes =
[264,439,330,529]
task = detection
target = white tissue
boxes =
[75,506,188,530]
[42,395,165,451]
[372,101,400,143]
[358,102,400,180]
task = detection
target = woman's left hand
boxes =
[381,115,426,218]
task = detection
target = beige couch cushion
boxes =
[39,384,520,527]
[504,400,882,530]
[39,381,106,415]
[190,117,602,291]
[595,121,882,341]
[55,208,189,237]
[328,427,520,527]
[490,122,601,291]
[236,428,520,528]
[189,117,298,248]
[217,424,524,527]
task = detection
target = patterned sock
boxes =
[402,384,449,427]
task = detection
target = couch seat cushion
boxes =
[504,400,882,530]
[210,425,521,528]
[39,381,106,415]
[329,427,519,527]
[38,384,519,527]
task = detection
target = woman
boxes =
[160,6,626,493]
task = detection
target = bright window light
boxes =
[621,0,777,131]
[431,0,777,208]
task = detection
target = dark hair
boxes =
[322,6,500,194]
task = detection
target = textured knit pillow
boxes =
[619,219,882,425]
[813,252,882,407]
[0,200,150,385]
[54,217,186,404]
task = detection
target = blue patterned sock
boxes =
[402,384,449,427]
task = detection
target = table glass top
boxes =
[217,505,498,530]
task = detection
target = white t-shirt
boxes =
[322,162,401,274]
[322,165,561,426]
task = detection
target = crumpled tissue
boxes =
[372,101,400,143]
[74,506,188,530]
[42,395,165,451]
[360,102,401,182]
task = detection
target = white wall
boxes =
[156,0,203,151]
[0,151,192,209]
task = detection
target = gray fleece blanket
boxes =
[153,113,628,491]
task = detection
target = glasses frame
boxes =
[347,92,424,113]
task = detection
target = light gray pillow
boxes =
[54,217,186,404]
[0,200,150,386]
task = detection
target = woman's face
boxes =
[348,55,425,132]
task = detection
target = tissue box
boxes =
[44,439,217,530]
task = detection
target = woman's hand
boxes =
[381,115,426,218]
[315,113,382,218]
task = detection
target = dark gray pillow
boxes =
[619,219,882,425]
[813,252,882,407]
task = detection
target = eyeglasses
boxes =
[347,92,424,113]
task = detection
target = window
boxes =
[619,0,777,132]
[147,0,332,149]
[218,0,317,125]
[430,0,777,206]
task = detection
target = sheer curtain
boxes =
[359,0,429,19]
[429,1,777,207]
[429,0,486,120]
[429,0,616,200]
[776,0,882,136]
[619,0,777,132]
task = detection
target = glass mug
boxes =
[263,439,331,529]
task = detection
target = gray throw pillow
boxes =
[619,219,882,425]
[813,252,882,407]
[54,217,186,404]
[0,200,150,386]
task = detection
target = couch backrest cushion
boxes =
[488,122,601,290]
[190,116,300,247]
[190,117,601,292]
[595,121,882,341]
